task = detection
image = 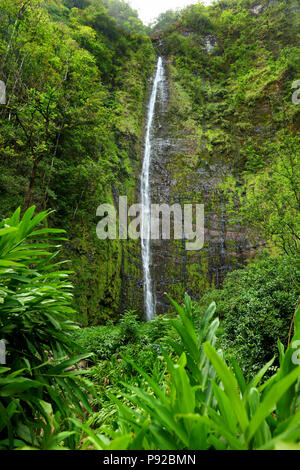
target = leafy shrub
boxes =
[201,255,299,377]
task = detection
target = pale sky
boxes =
[128,0,213,25]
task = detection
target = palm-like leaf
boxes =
[0,207,92,449]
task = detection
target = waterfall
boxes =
[141,57,164,321]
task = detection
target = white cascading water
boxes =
[141,57,164,321]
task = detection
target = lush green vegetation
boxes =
[0,207,94,449]
[0,0,299,452]
[1,219,299,449]
[1,211,299,449]
[1,0,299,321]
[145,0,299,307]
[201,255,299,377]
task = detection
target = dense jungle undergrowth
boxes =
[0,206,299,450]
[0,0,299,451]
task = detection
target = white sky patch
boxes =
[128,0,214,25]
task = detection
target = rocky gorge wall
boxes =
[78,0,299,322]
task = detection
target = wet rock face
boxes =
[123,58,256,317]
